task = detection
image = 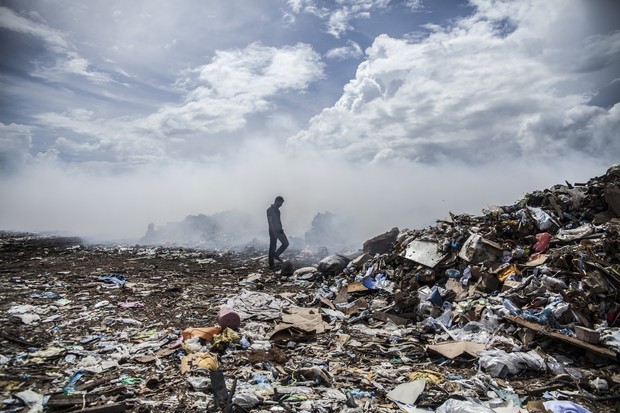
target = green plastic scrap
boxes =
[119,375,145,385]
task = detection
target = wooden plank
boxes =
[46,394,96,406]
[506,316,617,360]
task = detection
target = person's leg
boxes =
[274,231,289,258]
[268,231,277,267]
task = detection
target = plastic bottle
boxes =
[461,266,472,286]
[445,268,461,279]
[541,274,567,291]
[503,298,522,315]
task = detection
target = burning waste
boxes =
[1,166,619,412]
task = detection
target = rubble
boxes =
[1,165,620,412]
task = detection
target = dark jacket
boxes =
[267,204,283,233]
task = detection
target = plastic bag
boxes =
[527,207,555,230]
[478,349,546,378]
[543,400,593,413]
[233,392,261,409]
[533,232,551,252]
[435,398,496,413]
[362,273,394,292]
[437,306,454,328]
[555,224,594,242]
[546,355,566,375]
[317,254,350,274]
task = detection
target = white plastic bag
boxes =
[478,349,546,378]
[436,399,496,413]
[527,207,555,230]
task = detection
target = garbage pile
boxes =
[1,166,619,412]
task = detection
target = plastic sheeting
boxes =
[478,349,546,378]
[226,289,292,321]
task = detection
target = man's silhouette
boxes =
[267,196,289,268]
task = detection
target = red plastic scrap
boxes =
[533,232,551,253]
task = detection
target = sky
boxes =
[0,0,619,245]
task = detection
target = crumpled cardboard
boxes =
[270,307,325,342]
[427,341,486,359]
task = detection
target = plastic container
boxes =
[217,306,241,329]
[445,269,461,279]
[428,288,444,306]
[503,298,522,315]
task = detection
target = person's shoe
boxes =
[274,255,283,262]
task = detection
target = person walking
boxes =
[267,196,289,268]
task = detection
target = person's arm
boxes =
[267,207,282,232]
[275,214,283,232]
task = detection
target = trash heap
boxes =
[1,166,619,413]
[301,165,620,412]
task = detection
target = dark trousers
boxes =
[269,230,289,267]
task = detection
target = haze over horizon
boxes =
[1,0,619,245]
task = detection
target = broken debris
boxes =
[1,166,620,412]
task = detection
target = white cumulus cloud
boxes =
[325,40,363,60]
[30,42,325,165]
[290,0,620,163]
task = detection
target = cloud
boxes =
[287,0,396,38]
[29,42,325,165]
[140,42,325,138]
[194,42,324,98]
[0,140,608,244]
[0,6,69,52]
[0,123,32,173]
[574,32,620,73]
[326,9,354,38]
[325,40,363,60]
[289,0,620,164]
[33,53,114,84]
[402,0,423,11]
[0,6,113,83]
